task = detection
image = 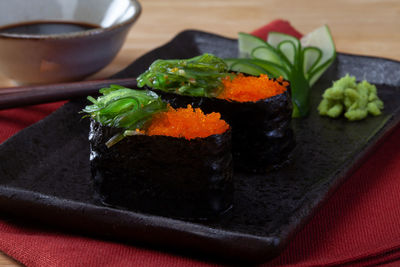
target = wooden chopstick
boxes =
[0,78,137,110]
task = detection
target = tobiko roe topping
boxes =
[218,74,288,102]
[146,105,229,139]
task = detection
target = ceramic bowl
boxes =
[0,0,141,85]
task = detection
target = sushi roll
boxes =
[83,86,233,219]
[137,53,294,173]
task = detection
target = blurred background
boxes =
[1,0,398,87]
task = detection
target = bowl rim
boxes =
[0,0,141,40]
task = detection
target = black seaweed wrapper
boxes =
[154,86,295,173]
[89,120,233,219]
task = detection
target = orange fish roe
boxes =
[217,74,288,102]
[146,105,229,140]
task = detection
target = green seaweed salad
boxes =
[137,53,232,97]
[82,85,167,147]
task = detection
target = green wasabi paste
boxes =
[318,74,384,121]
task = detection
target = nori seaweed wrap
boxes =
[158,88,293,173]
[137,54,295,173]
[83,86,233,219]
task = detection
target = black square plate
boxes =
[1,30,400,263]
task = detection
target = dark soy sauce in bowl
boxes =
[0,0,140,85]
[0,21,100,35]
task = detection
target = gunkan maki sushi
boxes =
[137,53,294,173]
[83,86,233,219]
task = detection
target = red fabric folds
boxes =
[0,20,399,266]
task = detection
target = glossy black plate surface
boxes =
[0,30,400,263]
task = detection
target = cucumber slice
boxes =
[288,70,311,117]
[300,25,336,76]
[224,58,241,68]
[268,32,301,69]
[250,59,289,79]
[302,47,322,78]
[277,40,297,65]
[268,32,300,51]
[226,60,270,76]
[251,46,285,67]
[238,32,269,58]
[308,58,335,86]
[225,58,289,79]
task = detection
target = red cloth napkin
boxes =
[1,20,400,267]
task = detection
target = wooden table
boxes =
[0,0,399,265]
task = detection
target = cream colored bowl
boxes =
[0,0,141,85]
